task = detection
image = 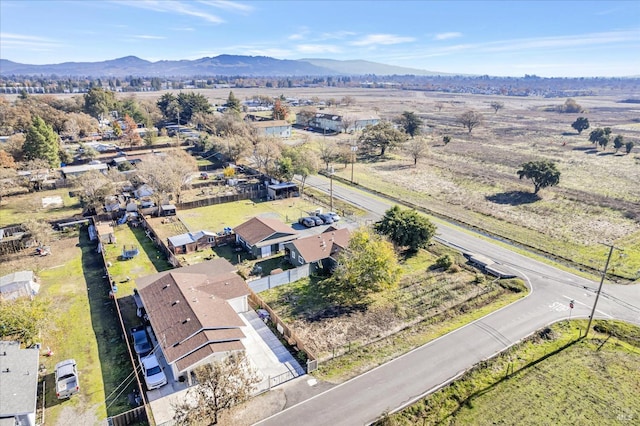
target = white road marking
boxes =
[562,295,613,318]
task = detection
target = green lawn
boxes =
[380,320,640,425]
[179,198,324,231]
[102,225,172,296]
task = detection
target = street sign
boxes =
[569,300,574,309]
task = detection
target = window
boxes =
[208,237,215,243]
[291,252,296,260]
[299,256,305,264]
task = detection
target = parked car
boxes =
[130,326,152,358]
[141,353,167,390]
[55,359,79,399]
[310,216,325,225]
[327,211,341,222]
[298,217,316,228]
[317,213,334,224]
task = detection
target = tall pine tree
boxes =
[23,116,60,167]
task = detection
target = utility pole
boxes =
[329,166,335,212]
[585,244,621,338]
[350,145,357,184]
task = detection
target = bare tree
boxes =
[72,169,114,214]
[172,353,260,425]
[339,114,355,133]
[135,149,198,211]
[296,107,317,128]
[250,137,282,175]
[318,140,337,170]
[341,96,356,106]
[404,137,429,165]
[22,219,54,247]
[490,101,504,114]
[434,102,444,112]
[456,110,484,134]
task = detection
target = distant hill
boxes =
[0,55,446,77]
[299,58,447,76]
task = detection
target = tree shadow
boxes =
[572,146,596,151]
[597,152,615,156]
[485,191,540,206]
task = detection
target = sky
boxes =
[1,0,639,78]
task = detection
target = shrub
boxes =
[434,254,454,270]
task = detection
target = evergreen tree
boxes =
[23,116,60,167]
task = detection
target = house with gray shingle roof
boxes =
[136,258,250,382]
[233,216,298,259]
[0,341,39,426]
[167,230,218,255]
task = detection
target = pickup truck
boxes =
[130,326,152,358]
[55,359,79,399]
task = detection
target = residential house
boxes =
[136,259,249,382]
[60,163,108,179]
[251,120,292,138]
[295,112,379,133]
[284,226,350,273]
[0,271,39,301]
[0,341,39,426]
[167,230,217,255]
[234,217,298,258]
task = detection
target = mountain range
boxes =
[0,55,445,78]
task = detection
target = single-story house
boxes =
[267,182,299,200]
[0,341,40,426]
[0,271,39,301]
[251,120,292,138]
[167,230,217,255]
[284,226,350,272]
[160,204,177,217]
[295,112,379,133]
[95,223,116,244]
[136,259,250,382]
[133,184,154,199]
[60,163,108,179]
[234,217,299,258]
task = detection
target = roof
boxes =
[287,227,350,263]
[0,271,38,301]
[168,230,216,247]
[60,163,108,174]
[136,259,249,372]
[160,204,176,211]
[233,216,298,247]
[95,223,114,236]
[268,182,299,190]
[252,120,290,128]
[0,341,39,418]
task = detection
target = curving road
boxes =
[255,175,640,426]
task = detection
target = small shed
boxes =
[0,271,39,301]
[267,182,299,200]
[160,204,177,217]
[96,224,116,244]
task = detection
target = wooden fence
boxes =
[247,290,318,372]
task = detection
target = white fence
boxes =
[248,264,311,292]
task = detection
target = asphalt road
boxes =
[255,175,640,426]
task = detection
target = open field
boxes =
[0,187,82,227]
[0,231,137,425]
[379,320,640,425]
[260,245,528,382]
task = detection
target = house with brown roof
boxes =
[136,258,250,382]
[250,120,292,138]
[284,226,350,273]
[234,216,298,259]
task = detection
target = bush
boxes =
[434,254,454,270]
[497,278,527,293]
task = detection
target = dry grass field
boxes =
[100,86,640,279]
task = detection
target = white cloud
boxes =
[434,32,462,41]
[197,0,254,13]
[171,27,196,32]
[0,33,62,49]
[318,31,356,40]
[350,34,415,46]
[296,44,342,54]
[133,35,166,40]
[112,1,224,24]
